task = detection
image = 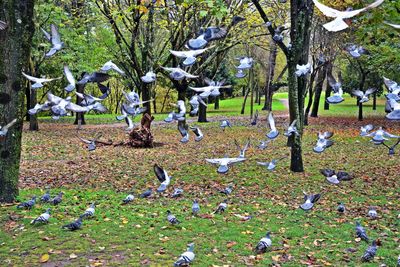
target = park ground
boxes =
[1,93,399,266]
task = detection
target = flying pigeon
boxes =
[189,126,204,142]
[254,232,272,254]
[140,188,152,198]
[16,196,36,209]
[0,20,8,30]
[326,73,344,104]
[236,57,254,70]
[189,95,206,116]
[312,0,384,32]
[352,88,376,103]
[51,192,63,205]
[320,169,352,184]
[219,185,233,195]
[166,210,180,225]
[192,200,200,215]
[251,110,259,125]
[386,99,400,120]
[214,199,228,214]
[346,45,368,58]
[162,67,198,81]
[355,221,369,242]
[100,60,125,75]
[300,192,321,211]
[235,69,247,79]
[178,123,189,143]
[75,92,104,106]
[188,26,227,50]
[368,207,378,219]
[266,112,279,139]
[257,157,285,171]
[122,193,135,204]
[220,120,231,130]
[77,133,102,151]
[361,240,377,262]
[170,47,213,66]
[257,139,271,150]
[22,72,61,89]
[62,216,83,231]
[31,208,51,224]
[283,119,299,137]
[384,21,400,29]
[295,63,311,77]
[367,127,399,144]
[28,102,52,116]
[234,138,250,158]
[0,119,17,137]
[172,100,187,122]
[63,65,76,92]
[77,72,110,85]
[337,203,345,213]
[383,77,400,101]
[44,24,64,57]
[154,164,172,192]
[313,131,334,153]
[40,190,51,203]
[81,203,96,219]
[360,124,374,136]
[189,78,231,98]
[174,243,195,266]
[171,188,183,198]
[141,70,156,83]
[205,157,246,174]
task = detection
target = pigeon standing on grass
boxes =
[122,193,135,204]
[31,208,51,224]
[220,185,233,195]
[361,240,378,262]
[171,188,183,198]
[192,200,200,215]
[220,120,231,130]
[214,199,228,214]
[355,221,369,242]
[174,243,195,266]
[81,203,96,219]
[17,196,36,209]
[368,207,378,219]
[337,203,346,213]
[140,188,152,198]
[62,216,83,231]
[167,210,180,225]
[300,192,321,211]
[51,192,63,205]
[40,190,51,202]
[254,232,272,254]
[360,124,374,136]
[313,132,334,153]
[189,126,204,142]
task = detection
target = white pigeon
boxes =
[352,88,376,103]
[63,65,76,92]
[174,243,195,266]
[312,0,384,32]
[31,208,51,224]
[266,112,279,139]
[0,119,17,137]
[205,157,246,174]
[22,72,61,89]
[366,127,399,143]
[295,63,312,77]
[45,24,64,57]
[170,47,213,66]
[100,60,125,75]
[368,207,378,219]
[189,78,231,98]
[236,57,254,70]
[162,67,198,81]
[141,71,156,83]
[326,73,344,104]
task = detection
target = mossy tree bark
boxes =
[0,0,35,202]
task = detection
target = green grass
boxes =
[1,117,399,266]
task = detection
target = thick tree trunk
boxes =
[324,64,334,110]
[263,41,278,111]
[198,101,208,122]
[214,96,219,110]
[309,64,327,119]
[0,0,35,202]
[358,72,367,121]
[74,82,86,125]
[287,0,314,172]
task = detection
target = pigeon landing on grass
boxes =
[51,192,63,205]
[367,127,399,144]
[361,240,377,262]
[220,120,231,130]
[122,193,134,204]
[283,119,299,137]
[140,188,152,198]
[40,190,51,203]
[62,216,83,231]
[17,196,36,209]
[174,243,195,266]
[220,185,233,195]
[360,124,374,136]
[235,138,250,158]
[352,88,376,103]
[251,110,259,125]
[313,132,334,153]
[368,207,378,219]
[154,164,172,193]
[300,192,321,211]
[257,139,271,150]
[257,157,286,171]
[192,200,200,215]
[31,208,51,224]
[167,210,180,225]
[355,221,369,242]
[320,169,352,184]
[205,157,246,174]
[171,188,183,198]
[214,199,228,214]
[254,232,272,254]
[326,73,344,104]
[0,119,17,137]
[266,112,279,139]
[81,203,96,219]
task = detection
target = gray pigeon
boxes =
[235,138,250,158]
[367,127,399,144]
[219,185,233,195]
[77,133,102,151]
[188,26,227,49]
[45,24,64,57]
[214,199,228,214]
[254,232,272,254]
[257,139,271,150]
[122,193,134,204]
[346,45,368,58]
[300,192,321,211]
[22,72,61,89]
[283,119,299,137]
[257,157,286,171]
[51,192,63,205]
[295,63,311,77]
[154,164,172,193]
[205,157,246,174]
[397,255,400,266]
[352,88,376,103]
[62,216,83,231]
[81,203,96,219]
[235,69,247,79]
[100,61,125,75]
[141,70,156,83]
[266,112,279,139]
[40,190,51,202]
[0,20,8,30]
[192,200,200,215]
[140,188,152,198]
[162,67,198,81]
[0,119,17,137]
[355,221,369,242]
[167,210,180,225]
[220,120,231,130]
[360,124,374,136]
[174,243,195,266]
[368,207,377,219]
[337,203,345,213]
[31,208,51,224]
[77,72,110,85]
[171,188,183,198]
[178,123,189,143]
[251,110,259,126]
[236,57,254,70]
[326,73,344,104]
[313,132,334,153]
[63,65,76,92]
[320,169,352,184]
[16,196,36,209]
[361,240,377,262]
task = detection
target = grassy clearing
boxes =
[1,115,399,266]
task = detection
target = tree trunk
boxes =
[241,86,250,114]
[324,64,333,110]
[198,100,208,122]
[28,57,38,130]
[214,96,219,110]
[0,0,35,202]
[74,82,86,125]
[309,64,327,119]
[287,0,314,172]
[372,92,376,110]
[263,41,278,110]
[358,72,367,121]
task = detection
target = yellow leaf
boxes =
[40,254,49,263]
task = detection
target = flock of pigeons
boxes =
[2,1,400,266]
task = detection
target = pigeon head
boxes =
[187,243,195,251]
[266,231,271,238]
[46,208,51,213]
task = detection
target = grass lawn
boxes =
[1,114,399,266]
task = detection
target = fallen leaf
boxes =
[226,241,237,248]
[69,253,78,259]
[40,254,49,263]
